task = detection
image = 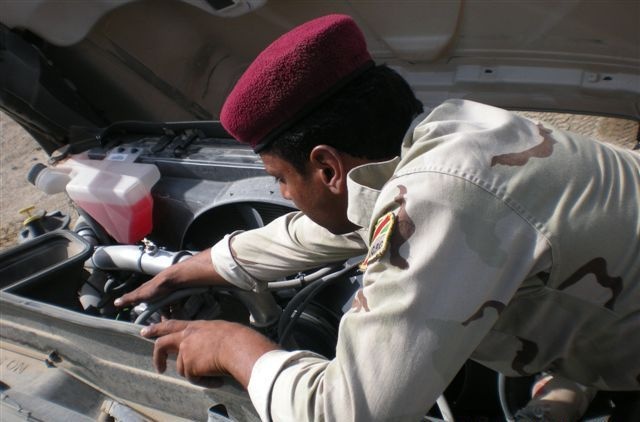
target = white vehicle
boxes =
[1,1,638,420]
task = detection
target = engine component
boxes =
[78,269,108,313]
[277,259,361,348]
[28,148,161,244]
[17,206,70,242]
[89,244,194,275]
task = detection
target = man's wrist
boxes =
[221,323,280,389]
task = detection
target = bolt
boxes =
[142,238,158,255]
[45,350,62,367]
[585,72,599,83]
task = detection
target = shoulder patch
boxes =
[360,212,395,271]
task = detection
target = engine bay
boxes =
[2,121,361,350]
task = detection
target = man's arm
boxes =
[117,211,368,306]
[140,319,279,388]
[114,248,227,307]
[212,211,368,287]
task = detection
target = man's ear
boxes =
[308,145,345,194]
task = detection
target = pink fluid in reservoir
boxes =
[75,195,154,244]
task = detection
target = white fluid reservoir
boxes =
[60,150,160,244]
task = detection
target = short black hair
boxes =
[263,65,423,173]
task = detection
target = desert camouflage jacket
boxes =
[211,99,640,421]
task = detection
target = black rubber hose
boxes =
[278,261,360,347]
[498,373,516,421]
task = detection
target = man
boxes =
[115,14,640,421]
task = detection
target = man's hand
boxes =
[141,320,280,388]
[114,270,175,308]
[114,248,227,308]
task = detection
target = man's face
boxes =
[261,152,355,234]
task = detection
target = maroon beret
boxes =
[220,14,373,152]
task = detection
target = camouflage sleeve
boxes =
[248,172,551,421]
[211,211,368,290]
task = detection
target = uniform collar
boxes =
[344,111,427,229]
[346,157,401,228]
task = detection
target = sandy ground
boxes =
[0,111,638,251]
[0,112,77,250]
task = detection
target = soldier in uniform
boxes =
[116,14,640,421]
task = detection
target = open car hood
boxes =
[1,0,638,153]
